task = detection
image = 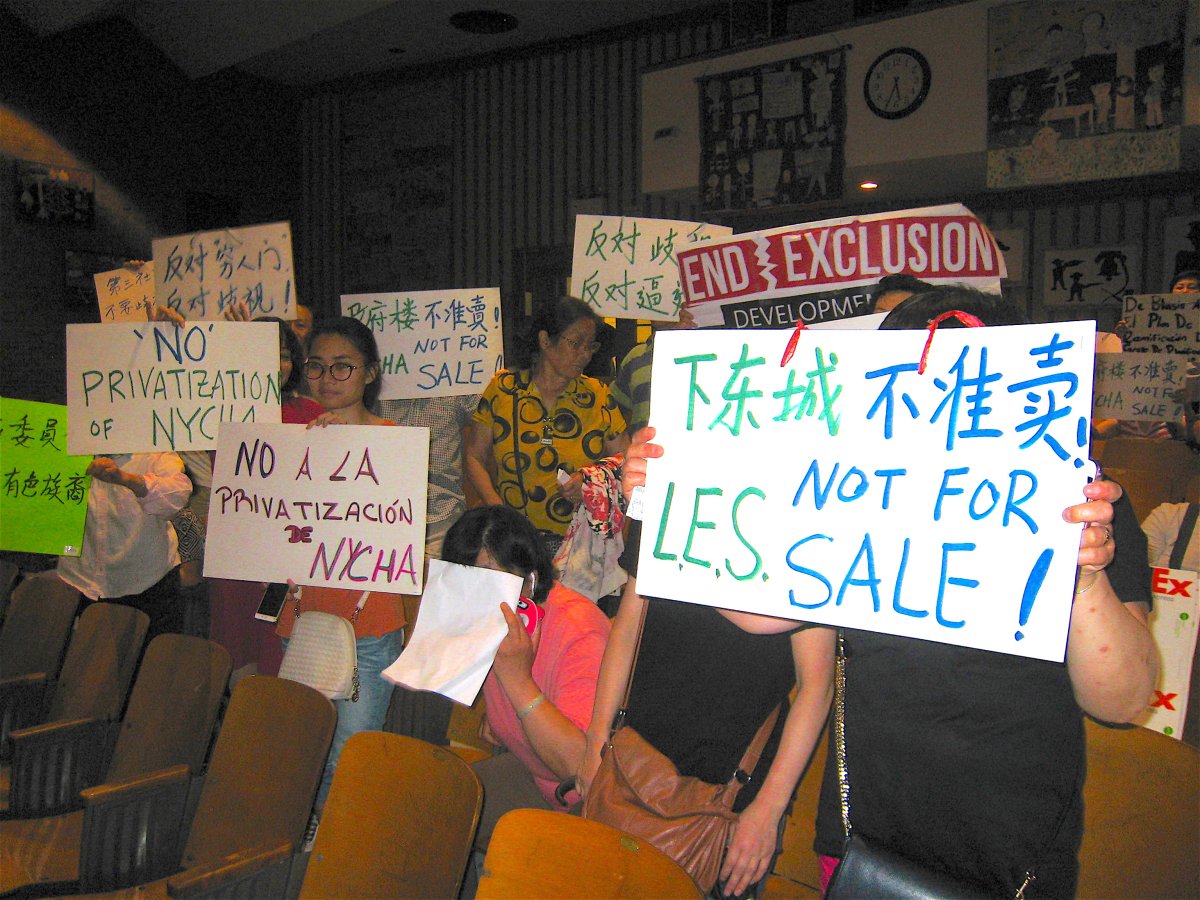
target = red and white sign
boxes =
[1136,565,1198,741]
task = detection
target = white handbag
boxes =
[277,589,369,701]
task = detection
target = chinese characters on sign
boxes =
[636,322,1095,662]
[94,262,154,322]
[0,398,91,556]
[1093,352,1186,422]
[342,288,504,399]
[152,222,295,321]
[569,216,732,321]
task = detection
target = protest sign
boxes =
[676,204,1006,329]
[1042,246,1141,307]
[1135,566,1198,740]
[1093,353,1187,423]
[0,398,91,556]
[204,423,429,593]
[1120,293,1200,355]
[636,321,1095,662]
[341,288,503,400]
[66,321,280,454]
[570,216,732,321]
[94,263,154,322]
[152,221,295,320]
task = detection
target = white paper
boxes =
[382,559,520,705]
[1135,566,1199,741]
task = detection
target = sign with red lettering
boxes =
[677,204,1006,328]
[205,422,429,593]
[1136,565,1198,740]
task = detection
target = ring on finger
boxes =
[1102,526,1112,544]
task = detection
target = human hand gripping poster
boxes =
[636,321,1096,662]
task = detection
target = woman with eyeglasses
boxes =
[466,297,629,554]
[275,317,405,837]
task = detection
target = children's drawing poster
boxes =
[1042,245,1141,306]
[1135,566,1198,740]
[987,1,1186,189]
[698,48,846,211]
[570,216,732,321]
[205,423,429,594]
[0,398,91,556]
[1120,293,1200,355]
[342,288,504,400]
[1093,352,1187,422]
[66,321,281,454]
[95,262,154,323]
[635,321,1096,662]
[152,221,295,321]
[677,204,1005,329]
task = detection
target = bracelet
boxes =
[516,692,547,721]
[1074,574,1099,595]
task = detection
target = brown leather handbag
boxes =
[583,598,779,894]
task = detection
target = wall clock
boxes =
[864,47,931,120]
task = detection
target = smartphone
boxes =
[255,582,290,622]
[515,597,546,634]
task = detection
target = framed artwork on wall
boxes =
[15,160,95,227]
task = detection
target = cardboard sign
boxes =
[66,321,281,454]
[341,288,503,399]
[570,216,732,321]
[1121,293,1200,355]
[0,398,91,556]
[1093,353,1187,422]
[94,263,154,322]
[152,221,295,320]
[636,321,1096,662]
[677,204,1006,328]
[1136,566,1198,740]
[204,423,429,593]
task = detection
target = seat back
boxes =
[107,635,232,783]
[49,601,149,723]
[476,808,702,899]
[301,731,482,899]
[181,676,335,869]
[1077,719,1200,899]
[0,574,79,679]
[0,559,20,625]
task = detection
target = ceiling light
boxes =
[859,180,879,191]
[450,10,519,34]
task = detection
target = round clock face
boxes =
[864,47,931,120]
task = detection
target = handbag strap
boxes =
[292,586,371,623]
[1169,503,1198,570]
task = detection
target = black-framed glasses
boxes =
[561,335,600,354]
[303,360,358,381]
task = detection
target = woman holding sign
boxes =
[276,317,405,836]
[466,297,628,552]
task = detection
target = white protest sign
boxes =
[153,221,295,320]
[676,204,1006,328]
[94,263,154,322]
[1042,246,1141,307]
[66,321,281,454]
[571,215,732,321]
[636,322,1096,662]
[1120,292,1200,355]
[1093,353,1187,423]
[205,423,429,593]
[1135,566,1198,740]
[341,288,503,399]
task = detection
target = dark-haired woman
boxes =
[442,505,610,867]
[465,297,628,548]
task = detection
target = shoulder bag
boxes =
[583,598,780,894]
[277,587,368,702]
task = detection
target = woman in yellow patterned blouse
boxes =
[466,297,628,548]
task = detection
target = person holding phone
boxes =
[440,505,610,883]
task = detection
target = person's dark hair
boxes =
[879,285,1029,330]
[1171,269,1200,291]
[584,321,617,379]
[511,296,599,371]
[256,316,304,397]
[871,274,936,312]
[307,316,383,408]
[442,505,555,604]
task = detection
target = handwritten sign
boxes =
[570,216,732,321]
[676,204,1006,328]
[152,221,295,320]
[94,263,154,322]
[1136,566,1198,740]
[1093,353,1187,423]
[0,398,91,556]
[1042,246,1140,307]
[1121,293,1200,355]
[66,321,280,454]
[204,423,429,593]
[341,288,503,399]
[636,322,1096,662]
